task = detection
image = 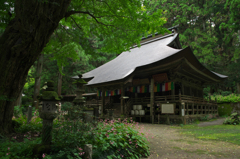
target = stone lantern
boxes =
[71,75,87,120]
[37,81,61,145]
[72,75,87,106]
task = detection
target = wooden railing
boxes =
[125,98,133,117]
[85,99,102,107]
[132,97,150,103]
[131,95,217,105]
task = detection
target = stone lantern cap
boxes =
[37,80,62,101]
[72,75,87,84]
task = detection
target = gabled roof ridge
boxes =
[131,33,175,49]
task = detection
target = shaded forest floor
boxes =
[137,120,240,159]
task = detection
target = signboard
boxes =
[133,78,149,85]
[161,103,175,114]
[152,73,168,83]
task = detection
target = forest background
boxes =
[2,0,240,111]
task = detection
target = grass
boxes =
[177,124,240,145]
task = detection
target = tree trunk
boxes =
[57,65,63,97]
[0,0,71,134]
[57,65,63,111]
[15,89,23,107]
[27,54,44,123]
[237,83,240,94]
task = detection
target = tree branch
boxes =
[65,10,114,27]
[70,16,83,30]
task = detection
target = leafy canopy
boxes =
[63,0,168,54]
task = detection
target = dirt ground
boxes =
[137,119,240,159]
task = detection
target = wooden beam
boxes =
[121,85,125,115]
[150,78,154,123]
[101,89,105,115]
[182,83,184,95]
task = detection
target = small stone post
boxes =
[38,81,61,145]
[83,144,92,159]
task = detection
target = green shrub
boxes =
[221,91,232,96]
[223,113,240,125]
[0,137,41,159]
[13,112,43,134]
[200,115,209,121]
[218,103,233,116]
[92,118,150,159]
[48,118,149,159]
[61,102,73,111]
[207,94,240,103]
[6,112,150,159]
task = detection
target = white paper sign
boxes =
[161,104,174,114]
[182,109,185,116]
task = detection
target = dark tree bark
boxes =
[57,65,63,111]
[0,0,71,134]
[57,65,63,97]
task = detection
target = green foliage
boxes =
[154,0,240,90]
[203,87,210,98]
[221,91,232,96]
[13,115,43,134]
[218,103,233,116]
[60,102,73,111]
[223,113,240,125]
[49,118,149,159]
[13,106,24,118]
[209,94,240,103]
[200,115,209,121]
[0,137,41,159]
[178,124,240,145]
[91,118,150,159]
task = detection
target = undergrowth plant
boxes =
[3,109,151,159]
[13,110,43,134]
[92,118,150,159]
[48,117,150,159]
[0,137,41,159]
[223,113,240,125]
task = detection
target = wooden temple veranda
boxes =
[76,29,228,124]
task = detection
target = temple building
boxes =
[78,29,227,124]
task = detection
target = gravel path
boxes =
[197,118,225,127]
[137,119,240,159]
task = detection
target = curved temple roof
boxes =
[81,33,227,86]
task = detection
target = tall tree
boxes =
[154,0,240,91]
[0,0,168,134]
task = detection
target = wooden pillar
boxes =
[182,103,186,124]
[201,105,203,114]
[196,104,198,115]
[186,103,189,115]
[150,78,154,123]
[182,83,184,95]
[101,89,105,115]
[192,103,195,115]
[172,82,175,100]
[121,85,125,115]
[179,90,181,101]
[208,103,210,114]
[190,87,192,96]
